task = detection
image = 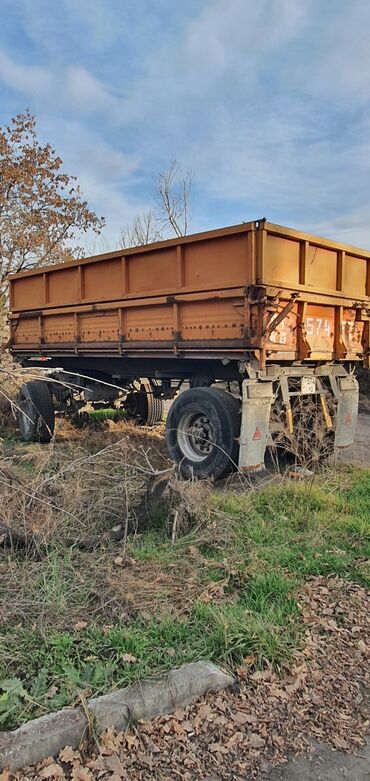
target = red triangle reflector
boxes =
[253,426,262,440]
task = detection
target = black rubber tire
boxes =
[165,387,240,480]
[17,380,55,443]
[125,380,164,426]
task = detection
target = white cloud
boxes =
[0,48,122,117]
[0,49,53,96]
[2,0,370,250]
[64,67,120,115]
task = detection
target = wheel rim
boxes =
[176,410,215,462]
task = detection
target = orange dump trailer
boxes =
[9,219,370,364]
[8,220,370,477]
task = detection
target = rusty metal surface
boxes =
[9,220,370,366]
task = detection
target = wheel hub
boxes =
[177,411,215,461]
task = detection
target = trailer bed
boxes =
[9,220,370,367]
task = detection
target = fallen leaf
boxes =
[100,727,123,752]
[232,710,257,725]
[235,665,249,679]
[147,740,161,753]
[122,652,137,663]
[73,621,87,631]
[39,762,65,779]
[86,757,106,772]
[104,754,126,775]
[249,733,265,749]
[171,720,186,736]
[209,742,229,755]
[166,647,176,657]
[71,767,94,781]
[332,736,350,750]
[226,731,244,749]
[125,734,138,748]
[59,747,81,765]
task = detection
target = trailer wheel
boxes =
[125,380,163,426]
[165,387,240,479]
[17,380,55,443]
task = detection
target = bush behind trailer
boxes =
[8,219,370,477]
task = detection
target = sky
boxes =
[1,0,370,251]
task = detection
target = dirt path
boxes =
[264,738,370,780]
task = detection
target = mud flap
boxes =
[333,376,359,448]
[238,381,274,471]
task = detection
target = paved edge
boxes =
[0,661,234,772]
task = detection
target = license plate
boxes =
[301,376,316,395]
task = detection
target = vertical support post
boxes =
[247,227,256,285]
[38,315,44,347]
[279,374,293,434]
[334,306,346,359]
[173,302,180,353]
[121,256,129,295]
[297,301,309,360]
[366,257,370,297]
[43,273,49,306]
[362,320,370,369]
[337,250,345,292]
[256,223,266,285]
[243,289,252,344]
[299,241,308,285]
[77,265,84,302]
[176,245,185,288]
[118,307,126,353]
[74,312,80,354]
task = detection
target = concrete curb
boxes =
[0,662,234,772]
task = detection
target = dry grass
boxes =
[0,406,218,629]
[0,364,369,732]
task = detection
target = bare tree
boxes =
[120,210,162,249]
[120,159,192,248]
[155,159,192,239]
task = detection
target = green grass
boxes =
[88,408,127,421]
[0,466,369,729]
[0,572,300,729]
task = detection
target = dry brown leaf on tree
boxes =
[0,110,104,324]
